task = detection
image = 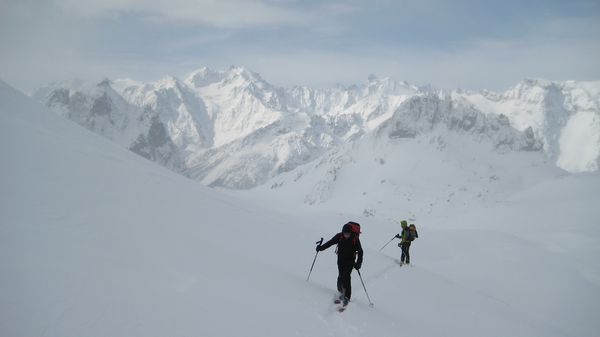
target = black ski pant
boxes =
[401,241,412,263]
[337,262,354,300]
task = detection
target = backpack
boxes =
[407,224,418,241]
[336,221,361,254]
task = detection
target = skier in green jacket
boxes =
[396,220,418,265]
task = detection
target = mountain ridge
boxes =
[32,67,600,191]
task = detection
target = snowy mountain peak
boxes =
[218,66,272,93]
[97,78,112,88]
[225,65,262,80]
[185,65,267,89]
[520,78,554,88]
[111,78,143,94]
[504,78,559,101]
[363,75,419,96]
[185,66,225,88]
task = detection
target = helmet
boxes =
[401,220,408,228]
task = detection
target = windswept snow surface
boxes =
[2,79,600,337]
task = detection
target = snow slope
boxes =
[2,79,600,337]
[248,93,554,218]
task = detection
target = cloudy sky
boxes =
[1,0,599,93]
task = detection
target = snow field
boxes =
[2,79,599,336]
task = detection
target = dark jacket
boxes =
[320,233,363,266]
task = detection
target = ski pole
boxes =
[306,237,323,282]
[379,235,398,251]
[357,269,374,307]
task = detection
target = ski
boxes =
[337,302,349,312]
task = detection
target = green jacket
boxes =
[400,221,410,243]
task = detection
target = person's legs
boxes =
[403,242,412,264]
[336,264,344,296]
[337,263,353,300]
[400,243,407,263]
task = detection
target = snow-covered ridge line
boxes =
[33,67,600,189]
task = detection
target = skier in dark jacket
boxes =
[316,223,363,305]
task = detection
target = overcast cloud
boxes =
[1,0,599,93]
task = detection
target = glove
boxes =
[398,243,402,247]
[354,262,361,270]
[316,245,323,252]
[395,234,401,239]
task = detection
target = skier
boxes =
[316,222,363,306]
[396,220,418,265]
